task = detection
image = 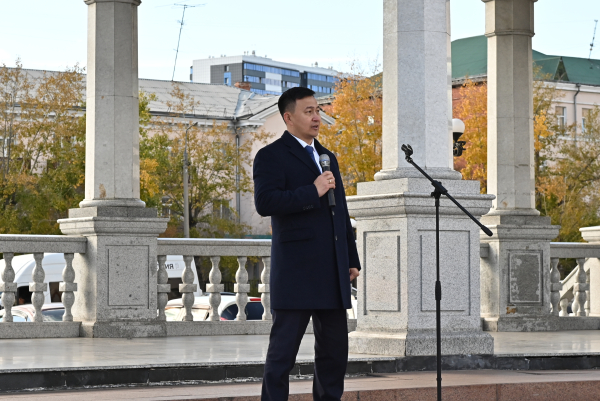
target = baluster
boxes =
[0,253,17,322]
[206,256,224,321]
[559,298,569,317]
[179,255,197,321]
[234,256,249,321]
[572,297,580,316]
[550,258,562,316]
[259,256,272,321]
[574,258,589,317]
[59,253,77,322]
[585,267,591,316]
[30,252,47,323]
[157,255,170,321]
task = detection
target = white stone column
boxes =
[484,0,537,214]
[480,0,560,331]
[348,0,494,356]
[375,0,459,181]
[81,0,144,208]
[58,0,168,338]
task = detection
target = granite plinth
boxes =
[165,320,356,337]
[80,321,167,338]
[348,177,494,356]
[483,316,600,332]
[0,322,80,339]
[480,214,560,325]
[349,330,494,356]
[59,206,168,338]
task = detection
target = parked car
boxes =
[165,294,264,321]
[0,253,202,308]
[0,303,65,322]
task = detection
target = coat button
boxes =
[335,235,338,241]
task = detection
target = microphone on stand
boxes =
[319,154,336,207]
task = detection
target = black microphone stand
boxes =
[400,144,493,401]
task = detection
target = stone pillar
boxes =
[580,227,600,317]
[480,0,559,331]
[81,0,145,208]
[375,0,459,182]
[348,0,494,356]
[58,0,168,338]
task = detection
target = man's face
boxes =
[285,96,321,141]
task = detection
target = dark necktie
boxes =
[305,146,320,170]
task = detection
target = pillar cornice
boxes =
[84,0,141,5]
[485,30,534,38]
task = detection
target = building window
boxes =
[213,200,233,221]
[582,108,591,133]
[243,63,300,77]
[250,88,282,96]
[224,72,232,86]
[262,78,281,86]
[244,75,261,83]
[307,73,336,83]
[308,85,334,94]
[556,106,566,129]
[224,65,230,72]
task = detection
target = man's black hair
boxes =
[278,87,316,119]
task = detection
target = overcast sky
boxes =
[0,0,598,81]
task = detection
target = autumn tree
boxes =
[319,66,382,195]
[0,61,86,234]
[453,69,600,244]
[452,79,488,192]
[537,106,600,242]
[139,83,270,238]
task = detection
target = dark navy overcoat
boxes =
[253,131,361,310]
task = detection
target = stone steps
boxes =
[2,370,600,400]
[1,354,600,393]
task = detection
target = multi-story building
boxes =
[191,52,338,96]
[452,35,600,137]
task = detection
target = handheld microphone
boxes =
[319,154,336,207]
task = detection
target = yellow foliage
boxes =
[140,158,159,199]
[452,79,488,193]
[319,68,382,195]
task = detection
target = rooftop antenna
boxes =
[171,3,204,81]
[589,19,598,65]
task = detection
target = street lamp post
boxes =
[183,122,198,238]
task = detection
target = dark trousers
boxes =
[261,309,348,401]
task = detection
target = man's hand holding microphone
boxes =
[314,171,336,196]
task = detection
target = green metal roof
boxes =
[451,35,600,86]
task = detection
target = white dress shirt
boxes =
[290,133,323,174]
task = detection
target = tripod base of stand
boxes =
[349,329,494,356]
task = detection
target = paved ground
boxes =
[1,330,600,372]
[1,370,599,400]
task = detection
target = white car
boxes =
[0,253,202,308]
[165,294,264,321]
[0,302,65,322]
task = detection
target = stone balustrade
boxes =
[549,242,600,317]
[156,238,273,336]
[0,235,86,338]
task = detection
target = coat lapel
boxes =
[282,131,321,176]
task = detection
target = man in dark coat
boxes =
[253,87,361,400]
